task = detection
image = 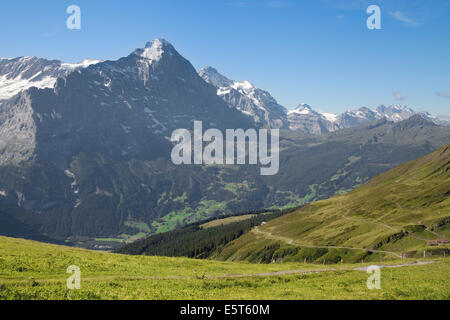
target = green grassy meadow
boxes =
[0,236,449,300]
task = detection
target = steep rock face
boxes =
[376,105,416,122]
[0,40,449,241]
[0,39,256,238]
[336,107,380,128]
[199,67,288,129]
[0,92,37,164]
[287,103,339,134]
[0,40,254,167]
[198,66,233,88]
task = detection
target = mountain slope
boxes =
[0,39,253,166]
[215,143,450,263]
[0,40,449,244]
[0,111,448,243]
[199,66,288,129]
[117,209,293,258]
[0,56,100,103]
[0,39,255,239]
[287,103,339,134]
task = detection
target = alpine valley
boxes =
[0,39,449,248]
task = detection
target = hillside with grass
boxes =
[117,209,293,258]
[214,144,450,264]
[1,116,448,246]
[0,236,449,300]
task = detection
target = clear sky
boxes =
[0,0,449,116]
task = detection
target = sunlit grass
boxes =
[0,236,448,300]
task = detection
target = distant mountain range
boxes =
[1,49,447,136]
[199,67,449,134]
[0,39,449,244]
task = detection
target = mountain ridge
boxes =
[199,67,449,133]
[0,39,449,244]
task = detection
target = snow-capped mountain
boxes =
[0,39,253,166]
[336,107,380,128]
[286,104,448,134]
[198,67,446,134]
[199,67,288,129]
[376,105,416,122]
[428,113,450,126]
[1,38,449,242]
[337,105,447,128]
[198,66,233,88]
[0,56,101,102]
[0,38,255,238]
[287,103,339,134]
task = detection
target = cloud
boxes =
[389,11,422,27]
[393,91,405,101]
[436,91,450,98]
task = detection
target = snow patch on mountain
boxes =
[320,112,338,122]
[0,74,56,100]
[61,59,102,70]
[288,103,315,115]
[199,66,233,88]
[0,56,101,101]
[199,67,288,129]
[288,103,339,134]
[139,39,167,61]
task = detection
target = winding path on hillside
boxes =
[213,261,438,278]
[338,200,444,242]
[252,227,403,258]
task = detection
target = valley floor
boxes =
[0,236,449,300]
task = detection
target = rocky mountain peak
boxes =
[136,39,173,62]
[198,66,234,88]
[199,67,288,129]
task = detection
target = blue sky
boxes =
[0,0,449,116]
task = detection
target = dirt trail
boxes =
[1,261,439,284]
[340,200,442,242]
[214,261,438,278]
[253,227,403,258]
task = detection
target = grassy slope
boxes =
[0,236,449,300]
[200,214,257,229]
[216,144,450,263]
